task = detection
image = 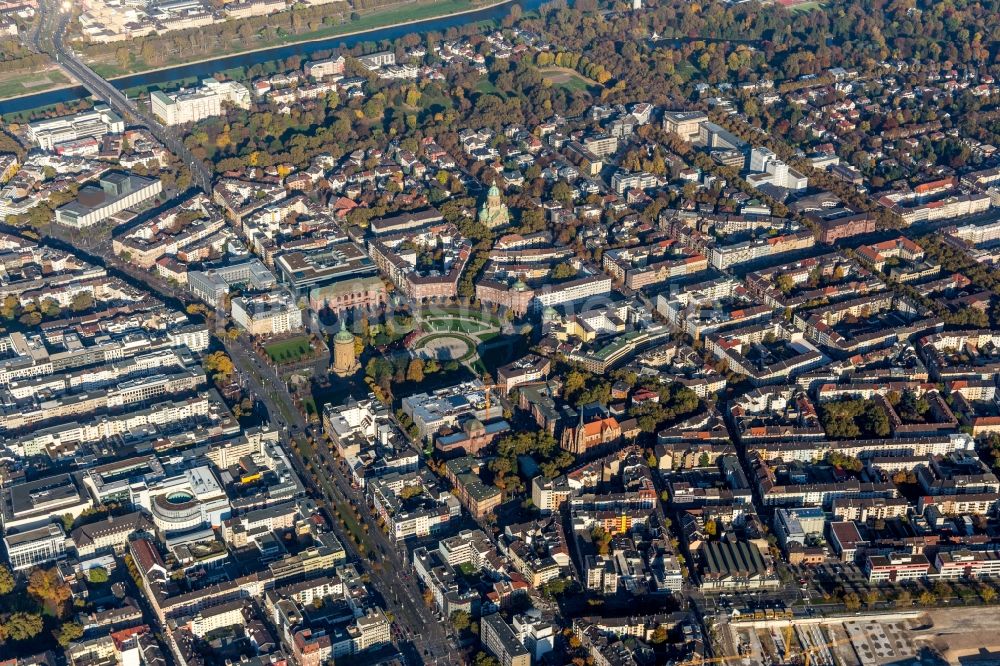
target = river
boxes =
[0,0,545,116]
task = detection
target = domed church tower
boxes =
[478,181,510,229]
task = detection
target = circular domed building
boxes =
[478,182,510,229]
[332,320,359,377]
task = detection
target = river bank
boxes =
[93,0,514,81]
[0,0,537,116]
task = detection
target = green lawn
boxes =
[432,307,502,326]
[418,90,455,112]
[475,79,498,94]
[789,1,824,12]
[264,335,313,363]
[424,318,493,334]
[302,395,318,419]
[0,70,71,101]
[675,61,698,82]
[296,435,315,460]
[121,67,249,98]
[336,500,368,546]
[539,67,597,93]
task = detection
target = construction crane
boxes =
[797,637,852,666]
[481,379,551,413]
[685,633,852,666]
[686,651,757,665]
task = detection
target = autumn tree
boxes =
[55,621,83,647]
[27,568,71,616]
[406,358,425,382]
[204,351,235,383]
[591,526,612,555]
[0,565,13,595]
[88,567,109,584]
[0,612,43,642]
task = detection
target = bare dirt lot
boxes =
[723,609,1000,665]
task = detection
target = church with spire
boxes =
[478,182,510,229]
[559,407,623,455]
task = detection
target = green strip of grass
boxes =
[264,335,312,363]
[336,500,367,546]
[89,0,494,79]
[0,70,70,101]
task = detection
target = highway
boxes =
[33,0,213,193]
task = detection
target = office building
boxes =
[231,290,304,337]
[27,105,124,150]
[3,523,67,570]
[55,172,162,228]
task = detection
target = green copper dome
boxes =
[488,182,500,197]
[334,320,354,343]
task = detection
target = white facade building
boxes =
[151,79,251,126]
[27,105,124,150]
[231,290,303,337]
[4,523,67,570]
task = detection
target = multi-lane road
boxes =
[222,331,460,666]
[33,0,213,193]
[25,4,461,662]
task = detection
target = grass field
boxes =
[120,66,246,98]
[0,70,71,101]
[423,318,493,334]
[296,435,315,460]
[475,79,498,94]
[264,335,313,363]
[426,306,502,327]
[539,66,597,93]
[788,1,824,12]
[675,61,698,81]
[302,395,318,419]
[89,0,496,79]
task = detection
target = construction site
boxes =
[716,607,1000,666]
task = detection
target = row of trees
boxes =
[0,291,94,328]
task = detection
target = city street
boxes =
[224,334,460,665]
[34,0,214,194]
